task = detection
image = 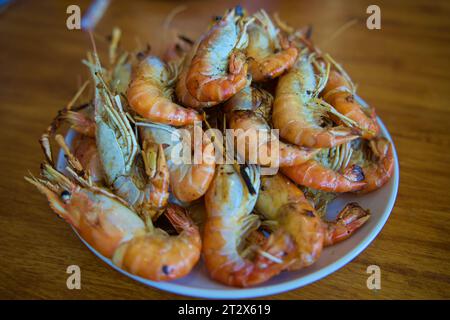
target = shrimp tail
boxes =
[249,47,299,82]
[245,231,296,287]
[343,164,365,183]
[359,138,394,193]
[323,202,370,246]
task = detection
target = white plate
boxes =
[58,115,399,299]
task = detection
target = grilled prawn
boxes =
[185,8,253,103]
[272,53,359,148]
[27,136,200,281]
[127,55,201,126]
[203,164,296,287]
[256,173,370,270]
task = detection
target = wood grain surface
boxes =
[0,0,449,299]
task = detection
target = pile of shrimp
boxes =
[26,6,394,288]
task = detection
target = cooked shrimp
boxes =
[26,160,145,259]
[246,10,298,81]
[139,122,216,203]
[27,137,200,281]
[255,173,309,221]
[127,55,202,126]
[349,137,394,193]
[256,174,323,269]
[256,173,370,270]
[280,142,366,192]
[281,161,366,193]
[272,53,359,148]
[203,164,296,287]
[292,35,380,139]
[224,86,319,167]
[185,8,253,103]
[113,203,201,281]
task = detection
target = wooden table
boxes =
[1,0,449,299]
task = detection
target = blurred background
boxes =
[0,0,449,299]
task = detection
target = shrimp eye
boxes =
[162,265,171,275]
[345,95,355,103]
[305,210,315,217]
[213,15,222,22]
[137,51,145,60]
[235,5,244,16]
[61,190,71,203]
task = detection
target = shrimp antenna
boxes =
[318,19,357,49]
[163,5,187,36]
[109,27,121,65]
[88,30,99,58]
[67,80,89,110]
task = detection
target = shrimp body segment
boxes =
[185,9,252,103]
[127,56,201,126]
[273,54,358,148]
[204,165,295,287]
[168,126,215,202]
[113,204,201,281]
[246,10,298,81]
